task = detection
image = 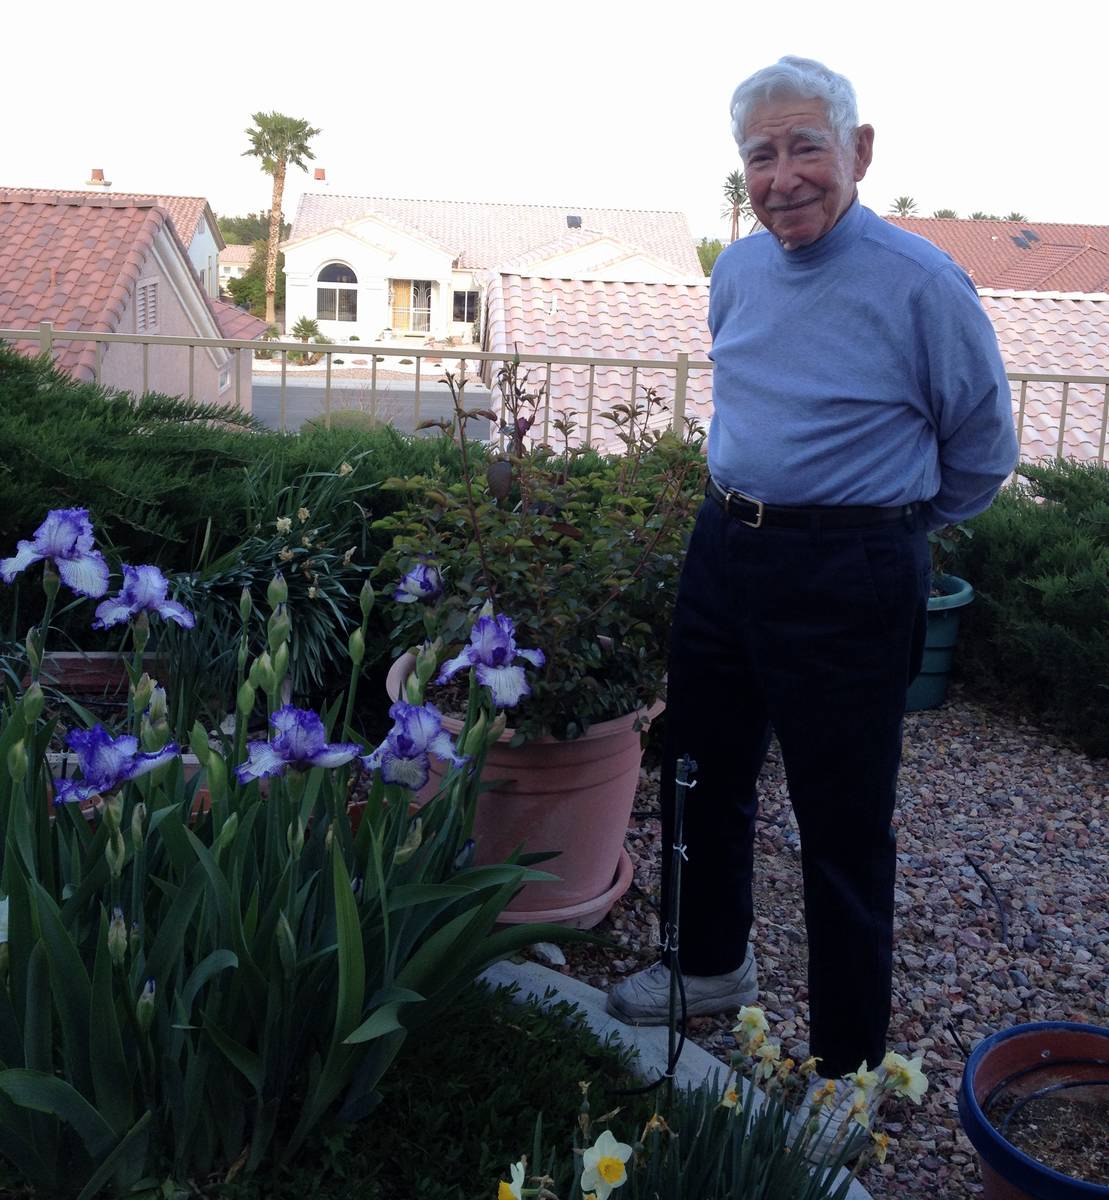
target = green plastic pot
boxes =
[905,573,974,712]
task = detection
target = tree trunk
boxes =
[265,165,286,327]
[730,207,739,243]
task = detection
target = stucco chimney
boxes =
[314,168,327,182]
[85,168,112,189]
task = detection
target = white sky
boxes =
[5,0,1106,244]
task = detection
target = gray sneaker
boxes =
[606,948,758,1024]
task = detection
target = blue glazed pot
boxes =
[958,1021,1109,1199]
[905,573,974,712]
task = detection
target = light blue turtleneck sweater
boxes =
[707,200,1018,530]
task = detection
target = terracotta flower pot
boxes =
[33,651,167,696]
[958,1020,1109,1199]
[386,653,661,929]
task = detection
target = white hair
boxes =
[730,56,860,151]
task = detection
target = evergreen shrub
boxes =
[955,459,1108,756]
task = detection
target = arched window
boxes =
[317,262,358,320]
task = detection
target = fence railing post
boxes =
[37,321,54,359]
[672,352,689,432]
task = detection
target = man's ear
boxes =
[853,124,875,182]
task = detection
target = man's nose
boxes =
[771,155,801,193]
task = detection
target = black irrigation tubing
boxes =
[995,1077,1109,1140]
[966,851,1011,946]
[981,1057,1109,1113]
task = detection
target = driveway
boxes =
[251,374,495,437]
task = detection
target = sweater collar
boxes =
[774,198,865,267]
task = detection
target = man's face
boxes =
[740,96,874,250]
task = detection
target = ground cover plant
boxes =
[0,504,575,1197]
[955,458,1108,755]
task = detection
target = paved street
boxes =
[251,374,494,437]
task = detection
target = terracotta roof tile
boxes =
[219,243,255,266]
[0,187,223,252]
[290,194,701,276]
[885,216,1109,292]
[485,274,712,450]
[0,194,168,379]
[206,295,269,341]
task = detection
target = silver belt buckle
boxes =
[725,488,765,529]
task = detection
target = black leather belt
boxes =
[706,477,919,530]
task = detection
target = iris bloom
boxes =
[53,726,179,806]
[580,1129,632,1199]
[92,564,195,630]
[496,1160,525,1200]
[393,561,442,604]
[363,701,466,790]
[0,507,109,597]
[436,613,544,708]
[235,706,362,783]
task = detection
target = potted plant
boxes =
[374,357,705,927]
[958,1020,1109,1198]
[906,522,976,712]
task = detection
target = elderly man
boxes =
[608,56,1017,1112]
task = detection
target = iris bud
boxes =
[136,979,156,1033]
[104,794,124,832]
[348,627,365,667]
[486,712,507,746]
[239,586,252,624]
[359,579,374,620]
[461,713,487,758]
[131,803,146,852]
[132,611,150,656]
[237,680,256,717]
[287,816,305,857]
[22,682,44,723]
[131,672,154,713]
[215,811,239,853]
[250,652,275,694]
[267,606,291,654]
[148,685,168,724]
[42,562,60,601]
[267,572,288,608]
[108,907,127,966]
[188,721,212,766]
[106,829,126,878]
[6,741,27,785]
[393,817,423,865]
[272,643,289,689]
[25,630,41,672]
[205,753,227,799]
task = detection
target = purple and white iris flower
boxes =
[436,613,544,709]
[92,564,196,630]
[53,726,179,806]
[393,561,443,605]
[362,701,467,790]
[235,706,362,783]
[0,507,109,598]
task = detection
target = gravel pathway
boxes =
[533,686,1108,1199]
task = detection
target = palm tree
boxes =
[933,208,958,219]
[1004,211,1028,222]
[243,112,321,325]
[970,212,1000,221]
[889,196,918,217]
[721,170,751,242]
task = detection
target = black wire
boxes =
[982,1057,1109,1113]
[606,964,689,1098]
[996,1078,1109,1139]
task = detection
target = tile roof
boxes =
[0,194,266,380]
[980,290,1109,464]
[290,193,701,276]
[885,216,1109,293]
[219,243,255,266]
[0,187,224,252]
[487,275,1108,464]
[0,192,170,379]
[484,274,712,449]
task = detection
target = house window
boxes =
[136,280,159,333]
[452,290,480,322]
[316,262,358,322]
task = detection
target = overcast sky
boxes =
[6,0,1105,245]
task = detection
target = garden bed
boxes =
[533,685,1108,1200]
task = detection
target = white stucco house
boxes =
[218,244,254,294]
[281,193,702,344]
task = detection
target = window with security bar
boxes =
[316,262,358,321]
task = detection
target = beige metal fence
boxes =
[2,322,1107,463]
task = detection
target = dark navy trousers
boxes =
[660,497,930,1077]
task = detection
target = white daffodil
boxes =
[497,1159,525,1199]
[720,1082,740,1109]
[275,516,292,534]
[753,1038,782,1081]
[580,1129,633,1199]
[732,1004,769,1049]
[845,1061,880,1096]
[880,1051,929,1103]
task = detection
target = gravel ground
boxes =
[530,686,1109,1199]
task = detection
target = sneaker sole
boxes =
[605,978,758,1025]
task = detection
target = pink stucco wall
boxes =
[98,249,252,414]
